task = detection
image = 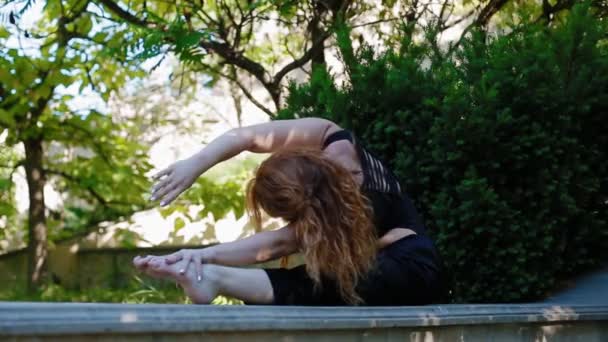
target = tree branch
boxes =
[46,168,139,208]
[272,30,331,87]
[0,160,24,186]
[58,117,115,167]
[536,0,576,24]
[448,0,511,54]
[44,168,108,206]
[475,0,510,27]
[9,160,24,180]
[442,5,480,31]
[0,160,23,170]
[97,0,333,110]
[405,0,420,24]
[351,17,402,29]
[439,0,452,23]
[196,64,275,116]
[96,0,151,28]
[283,36,312,77]
[199,40,271,88]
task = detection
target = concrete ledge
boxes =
[1,302,607,341]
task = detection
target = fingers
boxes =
[151,176,172,197]
[152,167,172,180]
[158,186,184,207]
[194,255,203,283]
[177,254,202,282]
[151,175,178,202]
[186,254,202,283]
[151,179,184,206]
[151,183,177,205]
[134,252,204,284]
[150,166,177,202]
[178,254,193,276]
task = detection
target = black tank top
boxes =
[323,129,426,236]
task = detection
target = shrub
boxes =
[278,3,608,302]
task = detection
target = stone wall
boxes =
[0,302,607,341]
[0,245,294,292]
[0,250,26,291]
[0,245,210,291]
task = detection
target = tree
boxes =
[2,0,600,293]
[0,0,151,291]
[0,142,19,247]
[278,2,608,302]
[92,0,603,117]
[8,0,590,122]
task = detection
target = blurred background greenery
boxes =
[0,0,606,304]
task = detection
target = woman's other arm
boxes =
[238,117,339,153]
[197,224,298,266]
[151,117,340,205]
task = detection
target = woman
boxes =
[133,117,444,305]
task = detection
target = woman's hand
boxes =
[133,249,205,282]
[150,157,206,206]
[163,249,205,281]
[377,228,417,249]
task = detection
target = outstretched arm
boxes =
[188,224,297,266]
[151,117,340,205]
[134,225,299,277]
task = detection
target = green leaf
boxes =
[0,27,9,39]
[174,217,186,232]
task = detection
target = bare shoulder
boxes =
[321,122,363,183]
[319,118,343,144]
[292,116,341,134]
[243,117,342,153]
[288,117,343,149]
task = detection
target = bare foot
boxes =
[133,255,219,304]
[179,264,220,304]
[133,255,174,279]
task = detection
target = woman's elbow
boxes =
[255,237,296,263]
[226,128,255,152]
[255,247,276,263]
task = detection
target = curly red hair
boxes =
[246,147,377,304]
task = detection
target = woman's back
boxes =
[322,129,426,236]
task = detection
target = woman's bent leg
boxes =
[190,264,274,304]
[136,256,275,304]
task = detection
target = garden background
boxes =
[0,0,606,305]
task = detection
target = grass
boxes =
[0,275,243,305]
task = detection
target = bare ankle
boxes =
[180,264,222,304]
[200,264,221,285]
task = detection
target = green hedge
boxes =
[278,4,608,302]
